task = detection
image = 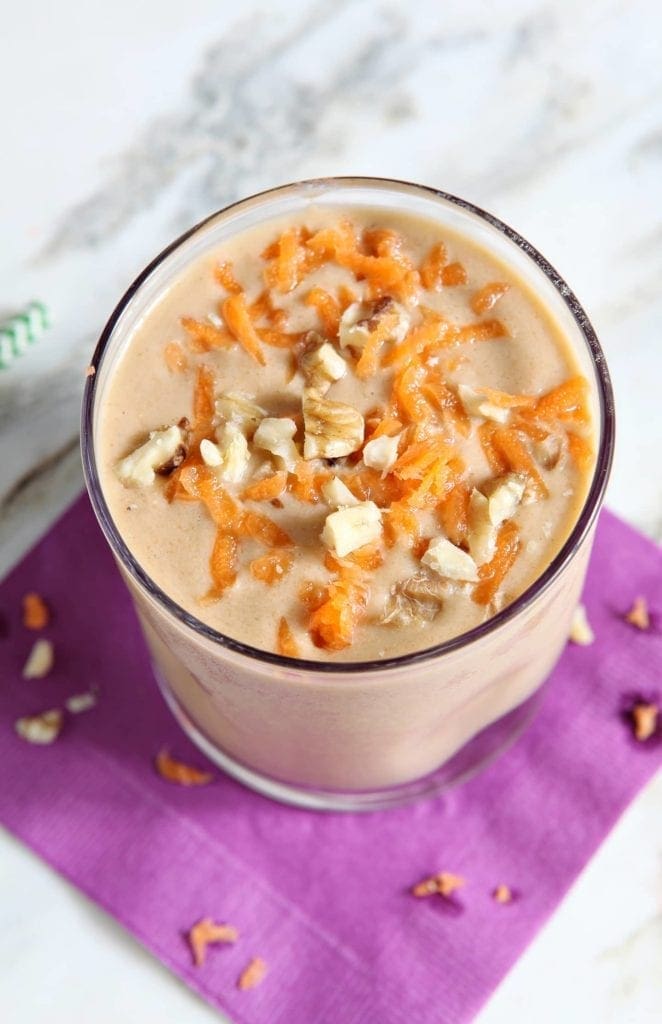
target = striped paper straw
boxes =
[0,301,50,370]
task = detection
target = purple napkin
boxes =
[0,496,660,1024]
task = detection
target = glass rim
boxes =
[81,176,615,676]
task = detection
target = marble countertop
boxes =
[1,0,660,1020]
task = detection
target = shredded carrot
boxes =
[155,749,214,787]
[531,376,590,424]
[306,220,420,303]
[205,530,239,600]
[164,341,188,373]
[422,375,470,436]
[384,500,420,548]
[348,468,403,507]
[437,483,471,547]
[250,548,294,585]
[309,575,370,651]
[179,465,244,530]
[392,363,435,426]
[491,428,548,499]
[478,422,509,474]
[382,309,448,369]
[276,616,300,657]
[188,918,238,968]
[346,544,384,570]
[264,227,301,293]
[192,365,216,444]
[567,432,593,470]
[473,521,520,605]
[473,386,535,410]
[181,317,234,352]
[222,294,266,365]
[298,580,327,612]
[22,592,49,630]
[419,242,448,290]
[288,461,330,504]
[363,227,404,257]
[338,284,357,311]
[213,261,242,294]
[257,327,304,349]
[305,287,341,337]
[366,416,403,442]
[471,282,510,316]
[392,437,452,480]
[355,301,404,378]
[441,262,468,286]
[241,472,287,502]
[455,319,507,345]
[241,510,293,548]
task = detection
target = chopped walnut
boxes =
[625,597,650,631]
[22,638,55,679]
[303,392,364,460]
[339,296,409,351]
[569,604,594,646]
[116,424,187,487]
[381,573,445,626]
[299,332,347,394]
[15,709,63,745]
[412,872,465,898]
[65,690,98,714]
[215,391,266,437]
[630,702,658,742]
[422,537,479,582]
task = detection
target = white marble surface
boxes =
[1,0,660,1020]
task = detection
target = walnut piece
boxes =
[116,424,186,487]
[303,392,364,460]
[625,596,650,631]
[338,296,410,351]
[15,709,63,745]
[412,872,465,898]
[631,702,658,742]
[215,391,266,437]
[381,573,445,626]
[253,417,300,470]
[422,537,479,582]
[22,638,55,679]
[321,501,382,557]
[299,332,347,394]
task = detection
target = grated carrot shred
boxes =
[455,319,507,345]
[346,544,384,571]
[155,750,213,787]
[241,472,287,502]
[491,428,548,499]
[473,521,520,605]
[338,284,357,311]
[419,242,448,290]
[205,530,238,600]
[348,469,403,507]
[441,262,468,286]
[392,363,435,426]
[241,510,293,548]
[384,500,420,548]
[355,303,403,378]
[276,617,300,657]
[421,376,470,436]
[164,341,189,373]
[288,461,330,504]
[567,432,593,470]
[478,422,509,474]
[472,385,535,409]
[382,309,448,369]
[213,261,242,294]
[222,294,266,366]
[309,575,370,651]
[181,317,234,352]
[250,548,294,585]
[531,376,589,424]
[471,282,509,316]
[264,227,301,293]
[299,580,327,612]
[305,287,341,337]
[22,592,50,630]
[437,483,471,547]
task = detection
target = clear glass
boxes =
[81,178,615,812]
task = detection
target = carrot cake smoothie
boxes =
[98,207,596,664]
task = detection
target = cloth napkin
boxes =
[0,496,660,1024]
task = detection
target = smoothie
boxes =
[98,207,595,663]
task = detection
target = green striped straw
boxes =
[0,301,50,370]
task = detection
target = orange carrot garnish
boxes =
[441,262,468,286]
[471,282,509,315]
[309,575,370,651]
[382,309,448,369]
[265,227,303,292]
[155,749,214,787]
[478,422,508,474]
[305,287,341,338]
[472,385,535,409]
[164,341,189,373]
[532,375,589,424]
[237,957,268,991]
[455,319,507,345]
[205,531,239,600]
[22,592,50,630]
[213,261,242,294]
[437,482,471,547]
[242,510,293,548]
[473,520,520,605]
[384,500,420,548]
[192,365,216,444]
[338,283,357,311]
[241,472,288,502]
[298,580,327,612]
[250,549,294,585]
[419,242,448,290]
[188,918,238,967]
[288,461,331,504]
[422,375,470,436]
[567,432,593,470]
[181,317,234,352]
[491,428,548,499]
[276,617,300,657]
[346,544,384,571]
[222,294,266,365]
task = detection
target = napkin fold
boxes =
[0,496,660,1024]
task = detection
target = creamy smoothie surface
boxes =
[98,207,596,662]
